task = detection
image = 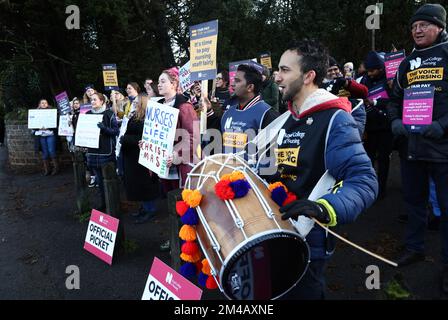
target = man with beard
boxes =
[273,39,378,299]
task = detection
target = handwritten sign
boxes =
[403,87,434,132]
[138,100,179,177]
[190,20,218,81]
[141,257,202,300]
[179,61,194,93]
[55,91,71,115]
[385,50,405,80]
[74,114,103,148]
[84,210,119,265]
[58,115,74,136]
[102,64,119,91]
[28,109,57,129]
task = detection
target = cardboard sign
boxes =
[84,210,119,265]
[403,87,435,132]
[190,20,218,81]
[55,91,71,115]
[74,114,103,148]
[28,109,57,129]
[102,64,119,91]
[384,50,405,80]
[179,61,194,93]
[260,52,272,70]
[368,85,389,100]
[58,115,74,136]
[138,100,179,177]
[141,257,202,300]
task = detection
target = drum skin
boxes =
[187,154,309,300]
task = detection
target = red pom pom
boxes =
[215,180,235,200]
[283,192,297,206]
[176,200,189,216]
[195,261,203,274]
[181,241,200,256]
[206,275,218,289]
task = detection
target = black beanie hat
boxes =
[364,51,384,70]
[328,56,339,69]
[409,4,446,29]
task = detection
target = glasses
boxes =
[411,22,433,32]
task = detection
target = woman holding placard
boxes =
[156,67,199,251]
[33,99,59,176]
[86,92,119,211]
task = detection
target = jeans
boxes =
[401,159,448,264]
[39,135,56,160]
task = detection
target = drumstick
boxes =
[312,218,398,268]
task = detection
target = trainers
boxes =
[159,240,170,252]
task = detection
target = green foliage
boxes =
[4,108,28,121]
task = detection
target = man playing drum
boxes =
[273,39,378,299]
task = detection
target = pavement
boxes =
[0,146,446,300]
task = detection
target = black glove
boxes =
[391,119,408,137]
[280,199,331,224]
[334,77,347,89]
[97,122,106,131]
[421,121,444,139]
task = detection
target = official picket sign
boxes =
[189,20,218,81]
[138,100,179,178]
[367,85,390,100]
[27,109,57,129]
[55,91,71,115]
[58,115,74,136]
[141,257,202,300]
[74,114,103,148]
[179,61,194,93]
[84,209,119,265]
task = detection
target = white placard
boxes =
[28,109,57,129]
[75,114,103,148]
[138,100,179,177]
[179,61,193,93]
[58,115,74,136]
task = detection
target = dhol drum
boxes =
[185,153,310,300]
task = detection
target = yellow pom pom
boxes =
[202,258,211,275]
[229,171,245,182]
[180,251,202,263]
[183,189,202,208]
[220,173,232,181]
[182,189,193,202]
[268,182,288,192]
[179,225,197,241]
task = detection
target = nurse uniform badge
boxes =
[306,117,314,125]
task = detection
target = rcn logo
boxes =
[409,57,422,71]
[225,117,233,130]
[166,272,173,284]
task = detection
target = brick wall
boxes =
[5,120,72,173]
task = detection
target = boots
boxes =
[42,160,50,176]
[50,158,59,175]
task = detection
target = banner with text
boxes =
[84,209,119,265]
[102,64,119,91]
[141,257,202,300]
[385,50,406,80]
[28,109,57,129]
[74,114,103,148]
[138,100,179,178]
[189,20,218,81]
[55,91,71,115]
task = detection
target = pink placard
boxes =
[403,98,434,125]
[83,210,119,265]
[146,257,202,300]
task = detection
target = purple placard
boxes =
[80,103,91,114]
[55,91,71,115]
[403,87,434,131]
[368,85,389,100]
[384,50,405,80]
